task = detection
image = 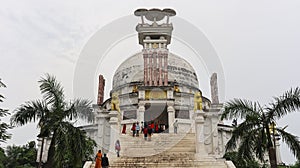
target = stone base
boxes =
[194,153,216,161]
[225,160,236,168]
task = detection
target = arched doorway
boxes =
[144,102,168,133]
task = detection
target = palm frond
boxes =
[11,100,49,126]
[238,127,267,162]
[54,122,69,167]
[0,78,6,103]
[276,127,300,160]
[237,132,256,161]
[226,118,261,151]
[39,74,65,109]
[0,95,4,103]
[0,122,11,142]
[267,87,300,120]
[65,99,93,122]
[221,99,262,120]
[54,122,89,167]
[38,112,60,137]
[0,79,6,88]
[0,108,9,117]
[254,127,268,161]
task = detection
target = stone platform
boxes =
[86,133,234,168]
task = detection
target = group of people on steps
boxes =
[123,121,174,141]
[94,150,109,168]
[94,120,179,167]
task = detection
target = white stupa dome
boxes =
[112,52,199,90]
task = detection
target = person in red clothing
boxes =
[155,122,159,133]
[148,123,152,141]
[122,124,126,134]
[143,122,148,140]
[150,122,154,134]
[131,123,136,137]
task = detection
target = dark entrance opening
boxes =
[144,103,168,133]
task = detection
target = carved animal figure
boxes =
[111,92,120,112]
[194,91,203,111]
[174,85,180,92]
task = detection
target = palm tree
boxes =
[0,78,11,143]
[221,87,300,168]
[11,74,95,168]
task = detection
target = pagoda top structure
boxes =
[134,8,176,46]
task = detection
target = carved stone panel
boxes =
[175,109,189,119]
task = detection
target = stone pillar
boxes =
[149,52,152,86]
[108,111,120,154]
[167,101,175,133]
[94,110,110,154]
[97,75,105,105]
[210,73,219,104]
[138,102,145,122]
[153,51,157,86]
[158,51,163,86]
[96,115,105,150]
[143,50,148,85]
[167,90,173,99]
[211,113,220,156]
[195,110,208,160]
[163,51,168,86]
[138,90,145,99]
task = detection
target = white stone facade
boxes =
[79,7,234,163]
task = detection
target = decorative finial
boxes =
[134,8,176,23]
[134,8,176,46]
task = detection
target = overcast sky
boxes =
[1,0,300,164]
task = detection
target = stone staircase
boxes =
[119,133,192,157]
[105,133,232,168]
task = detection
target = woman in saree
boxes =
[95,150,102,168]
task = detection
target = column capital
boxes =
[167,106,175,113]
[205,111,220,118]
[167,100,174,107]
[109,110,120,124]
[138,100,146,106]
[95,111,110,119]
[195,110,205,124]
[108,110,119,117]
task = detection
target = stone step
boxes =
[119,133,195,157]
[84,132,231,168]
[109,157,229,168]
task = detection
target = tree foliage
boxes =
[222,87,300,168]
[0,78,11,143]
[4,141,37,168]
[11,74,95,168]
[289,161,300,168]
[0,147,7,168]
[224,151,262,168]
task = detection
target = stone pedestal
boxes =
[167,101,175,133]
[95,111,109,152]
[137,102,145,122]
[108,111,120,153]
[91,105,111,153]
[194,110,207,160]
[212,115,219,156]
[190,110,196,133]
